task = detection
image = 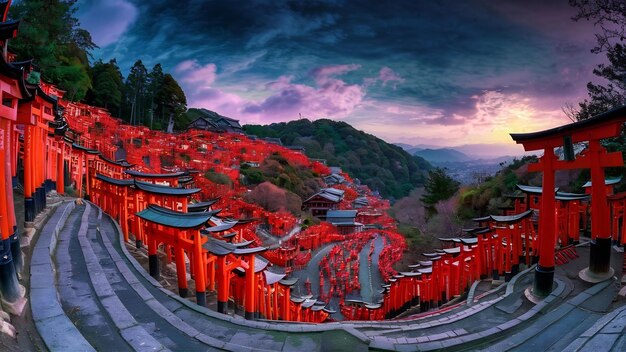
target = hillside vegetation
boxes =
[244,119,432,198]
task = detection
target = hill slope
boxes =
[414,148,472,163]
[244,119,432,198]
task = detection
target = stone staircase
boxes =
[27,200,626,351]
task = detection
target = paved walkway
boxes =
[28,200,626,351]
[32,202,369,351]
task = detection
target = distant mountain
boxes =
[395,143,525,160]
[244,119,432,198]
[394,143,437,155]
[414,148,473,164]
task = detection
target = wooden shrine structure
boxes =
[511,106,626,294]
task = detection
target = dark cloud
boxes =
[77,0,602,143]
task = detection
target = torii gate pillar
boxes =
[579,139,615,282]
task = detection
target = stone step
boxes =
[79,204,213,351]
[92,205,254,351]
[96,204,368,351]
[54,203,130,351]
[478,279,615,352]
[33,200,625,352]
[61,203,168,351]
[30,202,96,352]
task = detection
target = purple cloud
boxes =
[378,67,404,86]
[245,65,365,121]
[310,64,360,82]
[174,59,217,86]
[78,0,138,47]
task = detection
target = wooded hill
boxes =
[244,119,432,199]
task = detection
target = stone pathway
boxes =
[27,200,626,351]
[32,201,369,351]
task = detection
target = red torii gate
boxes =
[136,205,213,306]
[511,106,626,295]
[0,12,27,307]
[125,169,186,187]
[609,192,626,245]
[91,173,134,242]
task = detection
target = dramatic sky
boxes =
[77,0,605,157]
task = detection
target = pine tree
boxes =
[9,0,96,101]
[147,63,165,129]
[155,74,187,132]
[123,60,148,125]
[421,168,459,209]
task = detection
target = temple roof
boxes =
[221,232,237,239]
[438,237,461,243]
[98,154,132,168]
[202,237,266,256]
[233,255,269,274]
[364,303,382,310]
[443,247,461,255]
[303,188,345,203]
[326,210,357,218]
[95,173,134,187]
[472,215,491,222]
[125,170,187,179]
[202,220,238,233]
[460,238,478,245]
[202,238,234,256]
[301,299,316,309]
[490,209,534,223]
[279,277,298,286]
[463,226,489,234]
[555,192,590,201]
[187,199,219,212]
[232,240,254,248]
[34,85,58,105]
[290,296,306,304]
[399,271,422,277]
[582,176,622,188]
[72,143,100,154]
[263,271,286,285]
[516,184,559,194]
[134,180,201,196]
[178,176,194,184]
[510,104,626,147]
[136,204,212,229]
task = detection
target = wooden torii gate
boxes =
[0,11,26,308]
[136,205,213,306]
[511,106,626,295]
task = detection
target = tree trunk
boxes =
[166,110,174,133]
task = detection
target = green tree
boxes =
[155,74,187,131]
[570,1,626,119]
[570,0,626,186]
[89,59,124,114]
[242,119,432,198]
[421,168,459,208]
[123,60,148,125]
[147,63,165,128]
[9,0,95,101]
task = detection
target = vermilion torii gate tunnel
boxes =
[511,106,626,296]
